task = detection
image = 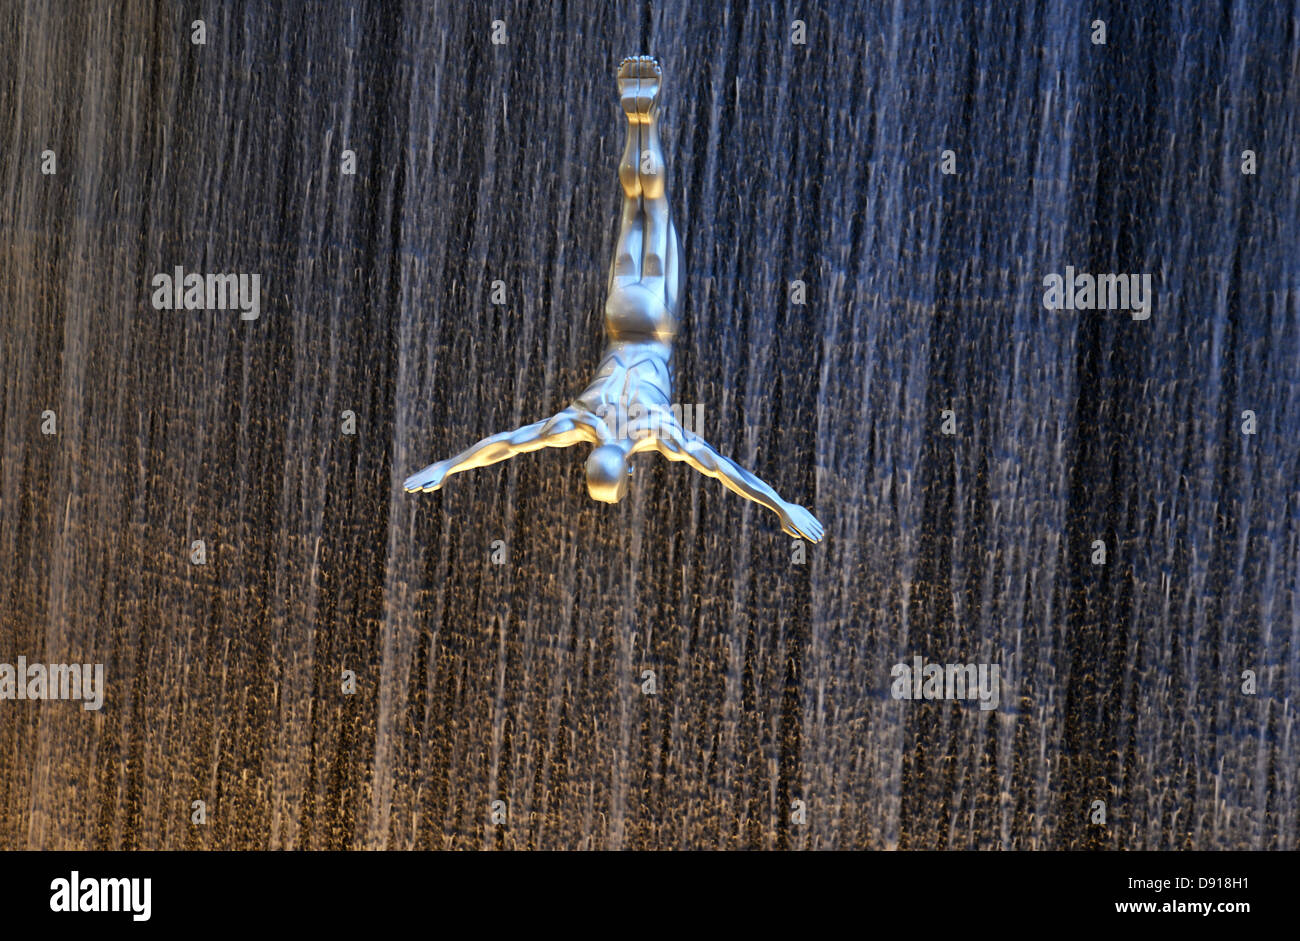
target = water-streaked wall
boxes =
[1,0,1296,849]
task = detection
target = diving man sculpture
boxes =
[403,56,824,543]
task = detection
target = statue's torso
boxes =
[574,340,674,442]
[585,223,682,441]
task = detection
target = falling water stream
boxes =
[1,1,1297,850]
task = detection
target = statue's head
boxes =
[585,444,630,503]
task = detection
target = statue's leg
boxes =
[619,57,669,280]
[614,59,647,281]
[638,108,668,278]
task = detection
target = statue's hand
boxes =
[780,503,824,543]
[404,460,450,493]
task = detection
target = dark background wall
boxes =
[1,0,1296,849]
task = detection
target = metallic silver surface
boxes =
[404,56,823,542]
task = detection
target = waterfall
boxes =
[0,0,1295,850]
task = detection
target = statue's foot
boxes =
[617,55,661,123]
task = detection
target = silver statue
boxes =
[404,56,824,543]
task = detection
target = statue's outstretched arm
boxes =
[653,426,824,543]
[404,408,599,493]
